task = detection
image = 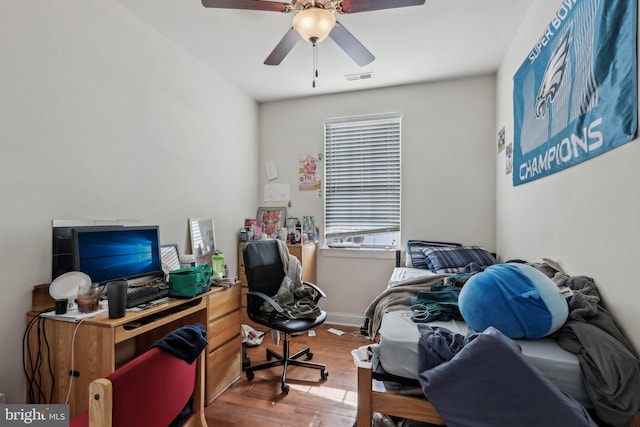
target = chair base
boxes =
[245,332,328,394]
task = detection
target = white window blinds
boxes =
[324,113,401,239]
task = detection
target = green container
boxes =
[212,250,225,279]
[168,264,212,298]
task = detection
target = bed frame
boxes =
[351,244,460,426]
[352,244,640,427]
[354,348,640,427]
[354,362,443,426]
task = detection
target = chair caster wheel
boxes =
[246,371,255,381]
[321,370,329,379]
[282,384,290,394]
[307,352,313,360]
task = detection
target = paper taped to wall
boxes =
[264,183,290,202]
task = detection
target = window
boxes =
[324,113,401,249]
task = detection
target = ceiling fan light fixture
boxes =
[292,8,337,43]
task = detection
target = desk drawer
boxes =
[208,285,240,320]
[206,334,242,403]
[208,309,240,350]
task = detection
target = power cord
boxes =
[23,311,56,404]
[23,314,41,403]
[65,318,86,405]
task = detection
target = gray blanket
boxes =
[554,276,640,427]
[417,326,597,427]
[363,273,448,338]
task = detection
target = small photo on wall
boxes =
[506,142,513,175]
[497,126,506,153]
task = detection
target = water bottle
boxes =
[212,250,225,279]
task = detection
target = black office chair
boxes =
[242,240,329,394]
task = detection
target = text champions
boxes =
[518,117,603,181]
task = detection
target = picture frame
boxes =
[188,218,216,264]
[160,243,181,272]
[256,207,286,238]
[285,216,298,231]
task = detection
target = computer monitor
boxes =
[72,225,163,285]
[52,224,124,281]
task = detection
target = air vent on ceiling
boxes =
[344,72,374,81]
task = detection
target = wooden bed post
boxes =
[356,365,373,427]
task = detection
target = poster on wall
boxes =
[506,143,513,175]
[298,154,322,191]
[512,0,637,186]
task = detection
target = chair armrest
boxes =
[302,281,326,303]
[246,290,283,313]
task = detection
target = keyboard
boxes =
[126,286,169,308]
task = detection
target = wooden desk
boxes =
[26,285,241,418]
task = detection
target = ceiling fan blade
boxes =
[339,0,425,13]
[264,28,300,65]
[201,0,292,12]
[329,22,375,67]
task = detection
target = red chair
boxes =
[71,337,206,427]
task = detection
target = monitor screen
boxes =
[52,225,124,281]
[72,226,162,285]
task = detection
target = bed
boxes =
[353,241,640,427]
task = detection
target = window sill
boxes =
[319,247,398,260]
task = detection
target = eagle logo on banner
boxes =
[535,30,571,119]
[512,0,637,186]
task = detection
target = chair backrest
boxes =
[243,240,285,316]
[87,347,206,427]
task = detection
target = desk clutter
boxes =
[241,213,318,245]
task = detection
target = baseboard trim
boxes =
[325,312,364,327]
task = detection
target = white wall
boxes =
[0,1,258,403]
[259,76,497,324]
[496,0,640,351]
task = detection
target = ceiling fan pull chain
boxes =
[312,41,318,88]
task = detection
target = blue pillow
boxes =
[458,263,568,339]
[422,246,497,274]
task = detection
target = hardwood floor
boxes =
[205,323,372,427]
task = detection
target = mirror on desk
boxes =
[189,218,216,265]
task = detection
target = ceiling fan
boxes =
[201,0,426,70]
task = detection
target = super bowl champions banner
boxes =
[512,0,637,186]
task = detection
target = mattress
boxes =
[376,310,591,408]
[388,267,436,287]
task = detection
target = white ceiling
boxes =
[115,0,533,103]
